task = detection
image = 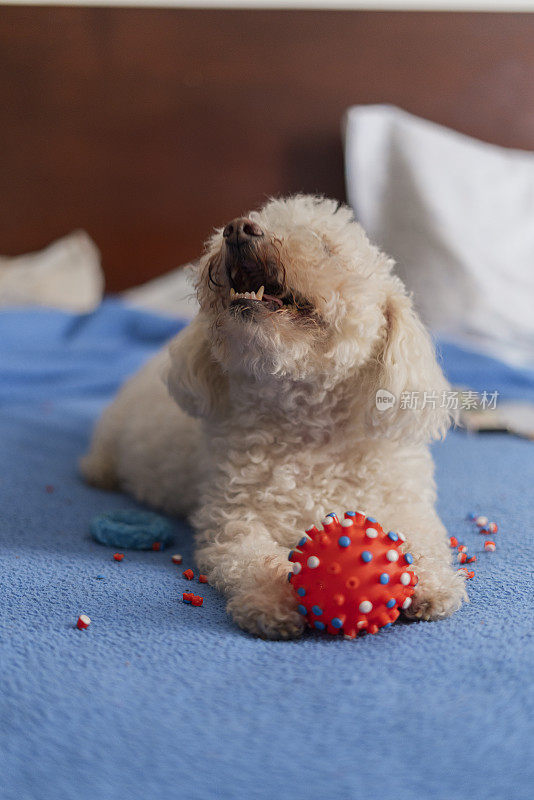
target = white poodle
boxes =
[81,195,467,638]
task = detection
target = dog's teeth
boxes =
[230,287,235,298]
[256,285,265,300]
[250,291,256,300]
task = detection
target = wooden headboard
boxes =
[2,7,534,290]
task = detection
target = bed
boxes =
[1,299,533,800]
[1,6,534,800]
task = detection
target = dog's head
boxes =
[168,195,452,441]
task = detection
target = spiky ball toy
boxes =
[288,511,418,638]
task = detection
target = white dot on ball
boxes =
[402,597,412,609]
[307,556,320,569]
[397,532,406,542]
[292,562,302,574]
[400,572,410,585]
[365,528,378,538]
[386,550,399,562]
[359,600,372,613]
[322,517,334,526]
[357,620,366,628]
[341,519,353,527]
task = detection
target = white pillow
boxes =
[0,231,103,313]
[344,104,534,367]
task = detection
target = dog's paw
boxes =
[226,557,305,640]
[405,566,468,621]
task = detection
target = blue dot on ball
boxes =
[311,605,323,616]
[314,621,326,631]
[331,617,343,629]
[288,550,294,560]
[298,537,307,547]
[388,531,399,541]
[386,598,396,608]
[297,587,306,597]
[338,535,351,548]
[298,605,307,615]
[404,553,414,564]
[287,572,292,582]
[382,623,392,629]
[379,573,390,584]
[361,550,373,562]
[366,516,377,523]
[346,511,356,517]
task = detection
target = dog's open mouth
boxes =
[226,254,313,317]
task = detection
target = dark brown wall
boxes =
[2,7,534,290]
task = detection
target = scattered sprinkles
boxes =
[182,568,194,580]
[183,592,203,606]
[451,510,502,580]
[76,614,91,630]
[171,554,183,564]
[113,553,124,562]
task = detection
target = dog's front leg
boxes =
[195,520,305,639]
[389,509,468,621]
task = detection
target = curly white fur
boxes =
[81,195,467,638]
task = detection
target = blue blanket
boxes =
[1,300,533,800]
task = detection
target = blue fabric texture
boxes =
[438,339,534,401]
[1,300,533,800]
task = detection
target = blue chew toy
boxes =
[90,510,174,550]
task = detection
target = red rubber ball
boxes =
[289,512,417,637]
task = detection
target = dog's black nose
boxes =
[223,217,264,246]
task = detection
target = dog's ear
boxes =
[165,313,227,419]
[362,282,454,442]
